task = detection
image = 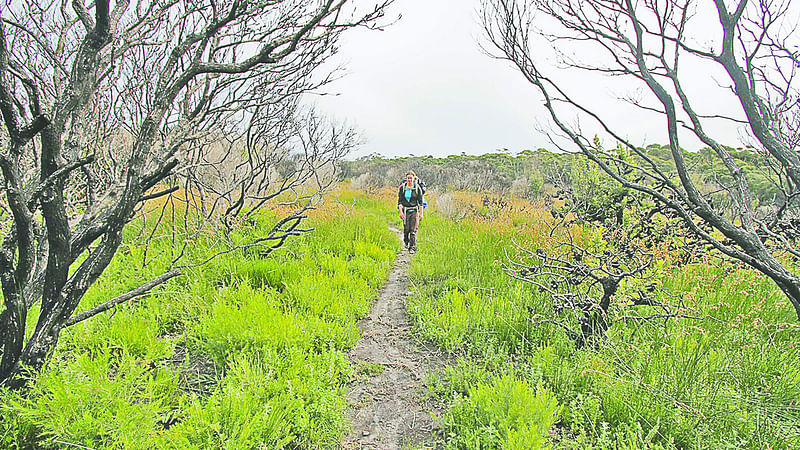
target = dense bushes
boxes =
[342,148,781,207]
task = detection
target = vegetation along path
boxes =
[342,227,445,449]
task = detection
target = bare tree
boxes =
[507,184,707,346]
[482,0,800,319]
[0,0,390,388]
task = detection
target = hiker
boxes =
[398,171,425,252]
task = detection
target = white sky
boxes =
[309,0,759,159]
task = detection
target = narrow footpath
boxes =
[341,228,445,449]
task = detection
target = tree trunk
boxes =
[771,272,800,321]
[0,297,26,381]
[577,277,618,347]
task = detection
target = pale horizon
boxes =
[310,0,758,160]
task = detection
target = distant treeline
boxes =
[341,145,781,206]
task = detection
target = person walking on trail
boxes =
[398,171,425,253]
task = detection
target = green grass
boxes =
[0,190,399,449]
[410,208,800,449]
[4,189,800,449]
[441,373,561,449]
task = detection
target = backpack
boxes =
[400,178,426,197]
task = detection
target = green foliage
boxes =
[166,349,350,448]
[528,174,544,197]
[567,156,629,224]
[193,281,361,364]
[2,347,183,449]
[0,190,398,449]
[441,374,561,449]
[410,208,800,449]
[345,146,779,211]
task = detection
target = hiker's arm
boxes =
[397,189,404,219]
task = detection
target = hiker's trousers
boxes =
[403,208,419,250]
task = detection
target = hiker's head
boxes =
[406,171,416,186]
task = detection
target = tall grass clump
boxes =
[441,374,561,449]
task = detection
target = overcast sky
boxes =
[309,0,754,159]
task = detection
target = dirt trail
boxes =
[341,228,445,449]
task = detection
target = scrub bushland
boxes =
[3,186,798,449]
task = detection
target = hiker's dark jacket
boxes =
[397,183,424,208]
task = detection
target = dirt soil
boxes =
[341,228,446,449]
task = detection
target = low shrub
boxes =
[442,374,561,449]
